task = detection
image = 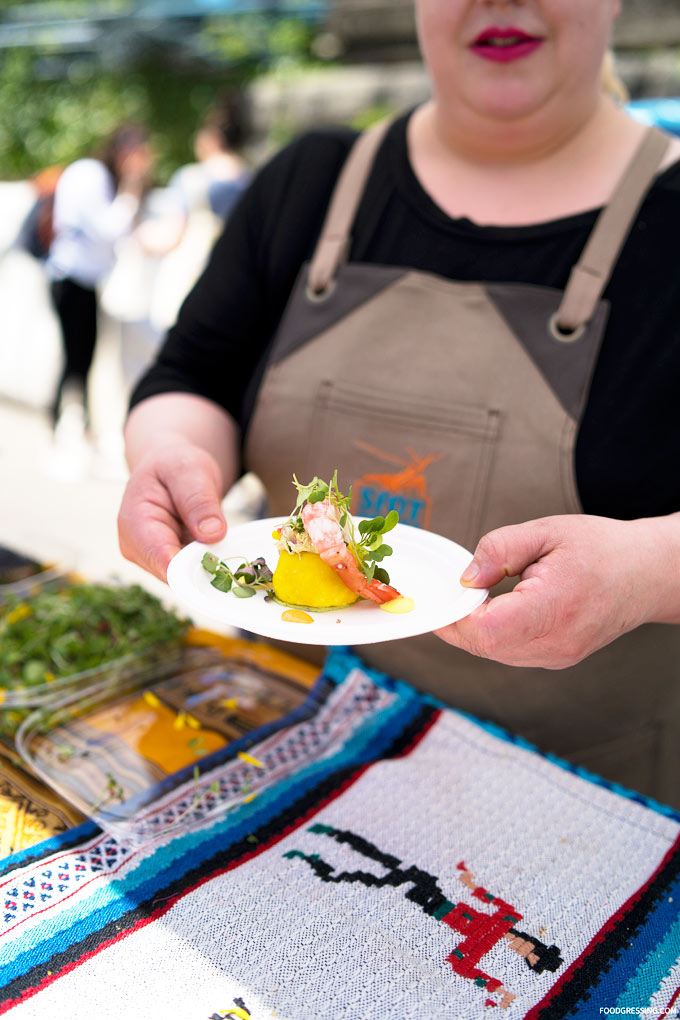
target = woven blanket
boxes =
[1,648,679,1020]
[0,749,84,857]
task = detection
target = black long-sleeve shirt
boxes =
[131,112,680,520]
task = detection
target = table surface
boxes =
[1,646,679,1020]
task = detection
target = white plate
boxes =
[167,518,488,646]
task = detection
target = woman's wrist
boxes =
[124,393,240,493]
[630,512,680,624]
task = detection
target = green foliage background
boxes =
[0,11,318,182]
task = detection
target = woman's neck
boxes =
[408,98,650,226]
[429,87,610,165]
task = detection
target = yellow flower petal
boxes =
[238,751,265,769]
[6,604,32,625]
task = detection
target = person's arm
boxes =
[435,512,680,669]
[82,178,139,243]
[118,393,239,582]
[118,128,357,584]
[66,161,144,244]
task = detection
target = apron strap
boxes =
[307,118,393,296]
[554,126,671,337]
[308,120,671,324]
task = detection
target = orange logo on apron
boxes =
[352,441,441,530]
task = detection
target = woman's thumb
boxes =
[460,520,554,588]
[194,511,227,542]
[166,460,227,543]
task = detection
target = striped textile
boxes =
[1,648,679,1020]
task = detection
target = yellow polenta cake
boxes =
[272,551,359,609]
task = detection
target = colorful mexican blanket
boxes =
[1,648,679,1020]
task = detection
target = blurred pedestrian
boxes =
[177,90,251,220]
[15,165,63,263]
[149,92,251,333]
[45,123,154,479]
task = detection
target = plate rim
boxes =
[167,517,488,645]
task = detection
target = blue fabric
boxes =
[2,647,679,1020]
[628,98,680,137]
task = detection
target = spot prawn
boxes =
[301,499,401,604]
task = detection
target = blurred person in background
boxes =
[105,93,253,409]
[14,164,63,263]
[45,123,154,480]
[0,167,64,411]
[148,91,252,336]
[119,2,680,807]
[173,89,251,224]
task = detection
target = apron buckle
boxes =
[548,311,586,343]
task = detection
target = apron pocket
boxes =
[306,378,501,549]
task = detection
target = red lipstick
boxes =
[471,26,543,63]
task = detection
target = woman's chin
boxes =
[473,86,550,124]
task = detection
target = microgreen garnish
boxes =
[188,736,208,756]
[202,471,399,596]
[0,583,187,738]
[201,553,273,599]
[91,771,125,813]
[166,767,222,830]
[0,584,186,691]
[354,509,398,582]
[291,470,352,518]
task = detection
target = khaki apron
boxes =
[245,121,680,807]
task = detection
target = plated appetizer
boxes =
[201,473,407,616]
[271,473,401,609]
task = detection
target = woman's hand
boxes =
[435,514,680,669]
[118,442,226,582]
[118,393,240,582]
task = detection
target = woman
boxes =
[118,1,680,805]
[149,92,252,334]
[46,124,153,462]
[174,91,251,222]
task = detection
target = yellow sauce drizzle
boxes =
[281,609,314,624]
[379,596,415,615]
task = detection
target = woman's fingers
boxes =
[118,501,183,582]
[459,518,555,588]
[436,580,568,668]
[117,466,186,581]
[436,515,664,669]
[164,459,226,544]
[117,445,226,582]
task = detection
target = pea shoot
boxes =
[0,583,188,737]
[201,554,273,598]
